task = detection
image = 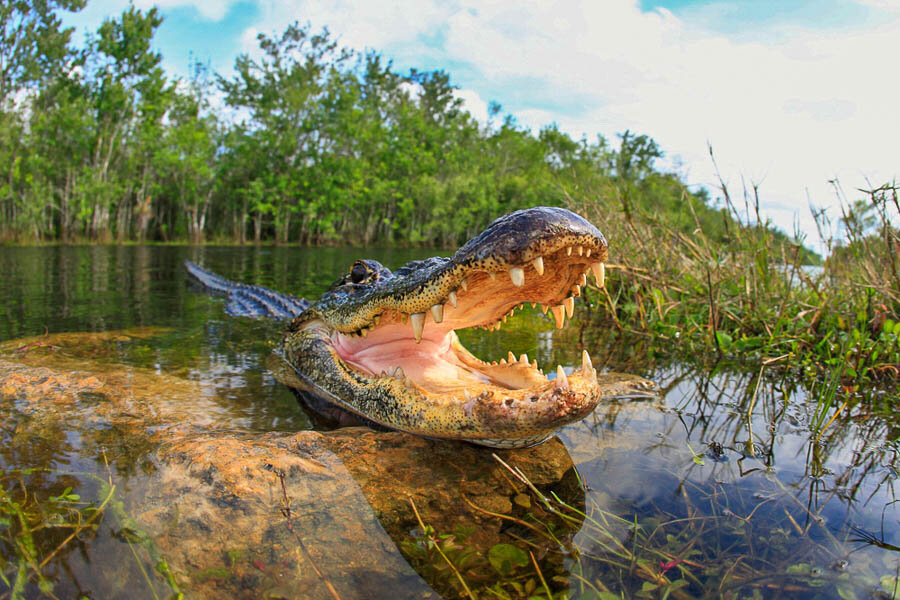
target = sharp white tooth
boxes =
[563,296,575,318]
[360,327,368,337]
[460,278,468,291]
[577,246,583,256]
[531,359,539,370]
[502,315,507,323]
[586,248,592,257]
[489,272,496,281]
[556,365,569,388]
[500,358,507,365]
[448,291,458,308]
[531,302,536,309]
[431,304,444,323]
[567,247,572,256]
[509,267,525,287]
[582,350,593,374]
[508,351,516,363]
[579,273,587,287]
[541,304,550,314]
[396,367,406,379]
[519,353,529,365]
[573,285,581,297]
[410,313,426,343]
[532,256,544,276]
[551,305,565,328]
[591,262,605,287]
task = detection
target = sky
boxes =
[61,0,900,251]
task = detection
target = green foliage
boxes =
[0,7,818,252]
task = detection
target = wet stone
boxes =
[0,329,583,599]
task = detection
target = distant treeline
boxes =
[0,2,813,257]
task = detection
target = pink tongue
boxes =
[332,325,489,388]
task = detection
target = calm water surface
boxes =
[0,246,897,599]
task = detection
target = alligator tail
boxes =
[184,260,310,319]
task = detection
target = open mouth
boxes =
[310,220,608,404]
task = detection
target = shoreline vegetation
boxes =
[1,2,898,383]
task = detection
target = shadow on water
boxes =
[0,246,897,599]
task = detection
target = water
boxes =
[0,246,897,599]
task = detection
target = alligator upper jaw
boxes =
[316,238,608,400]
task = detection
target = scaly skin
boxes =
[188,207,656,448]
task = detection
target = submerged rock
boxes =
[0,329,584,599]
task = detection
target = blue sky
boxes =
[61,0,900,248]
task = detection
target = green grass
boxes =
[568,182,900,391]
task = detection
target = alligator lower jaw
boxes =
[320,244,606,401]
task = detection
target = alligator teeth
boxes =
[531,302,536,309]
[531,359,539,370]
[431,304,444,323]
[582,350,593,373]
[489,272,496,281]
[551,305,565,328]
[579,273,587,287]
[508,351,516,363]
[577,246,584,256]
[460,278,468,291]
[519,353,529,365]
[532,256,544,276]
[586,248,592,257]
[556,365,569,388]
[360,327,368,338]
[591,262,605,287]
[541,304,550,314]
[500,358,507,365]
[410,313,426,343]
[573,284,581,297]
[509,267,525,287]
[567,247,572,256]
[448,291,458,308]
[563,296,575,318]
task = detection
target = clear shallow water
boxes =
[0,246,897,599]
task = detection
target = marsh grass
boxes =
[568,178,900,390]
[403,452,896,600]
[0,459,183,600]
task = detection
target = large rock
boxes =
[0,330,583,599]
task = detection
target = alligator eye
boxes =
[350,263,368,284]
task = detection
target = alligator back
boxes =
[184,261,309,319]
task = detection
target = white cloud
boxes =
[454,88,489,124]
[131,0,238,20]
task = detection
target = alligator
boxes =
[186,206,656,448]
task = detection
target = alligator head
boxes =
[280,207,655,448]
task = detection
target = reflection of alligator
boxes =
[187,206,655,448]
